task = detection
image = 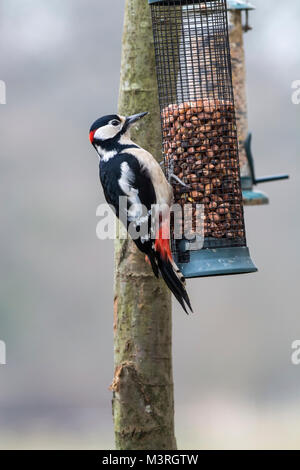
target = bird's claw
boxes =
[169,173,191,189]
[160,160,191,189]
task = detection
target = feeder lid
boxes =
[227,0,255,10]
[148,0,256,10]
[148,0,255,7]
[148,0,214,4]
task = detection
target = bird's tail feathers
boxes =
[154,224,192,314]
[156,257,192,314]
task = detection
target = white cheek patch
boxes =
[94,124,120,141]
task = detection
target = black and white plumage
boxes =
[89,112,192,313]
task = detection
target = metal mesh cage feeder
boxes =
[227,0,289,206]
[149,0,257,278]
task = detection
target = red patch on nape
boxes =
[155,225,172,262]
[89,130,96,144]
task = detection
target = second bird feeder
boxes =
[149,0,257,278]
[227,0,289,205]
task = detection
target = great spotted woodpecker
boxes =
[89,112,192,313]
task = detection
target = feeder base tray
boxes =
[175,246,257,279]
[242,189,269,206]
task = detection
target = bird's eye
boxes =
[111,120,120,127]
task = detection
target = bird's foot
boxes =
[169,173,191,189]
[160,160,191,189]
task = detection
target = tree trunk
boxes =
[111,0,177,451]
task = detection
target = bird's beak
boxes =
[125,112,148,128]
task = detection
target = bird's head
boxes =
[89,112,148,147]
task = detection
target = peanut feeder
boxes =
[149,0,257,277]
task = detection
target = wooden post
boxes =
[228,9,250,177]
[111,0,177,451]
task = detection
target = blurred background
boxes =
[0,0,299,450]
